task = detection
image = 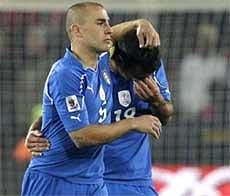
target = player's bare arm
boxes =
[69,115,161,149]
[134,76,173,125]
[111,19,160,48]
[27,114,161,153]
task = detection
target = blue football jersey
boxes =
[28,48,112,184]
[104,61,171,186]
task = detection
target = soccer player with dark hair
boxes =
[113,30,161,80]
[104,30,173,195]
[21,2,163,196]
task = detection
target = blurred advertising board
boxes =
[154,165,230,196]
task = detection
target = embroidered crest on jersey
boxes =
[102,70,111,85]
[99,85,106,101]
[66,95,80,112]
[118,90,131,107]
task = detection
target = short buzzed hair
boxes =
[66,2,105,40]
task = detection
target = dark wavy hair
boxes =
[113,30,161,80]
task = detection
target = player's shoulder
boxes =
[49,59,82,82]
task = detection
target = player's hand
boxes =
[133,115,162,139]
[135,19,160,48]
[134,76,163,103]
[25,130,50,156]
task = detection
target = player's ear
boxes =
[70,23,82,38]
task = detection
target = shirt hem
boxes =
[28,169,104,185]
[104,179,153,186]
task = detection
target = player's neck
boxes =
[71,44,98,69]
[110,59,128,79]
[110,59,117,72]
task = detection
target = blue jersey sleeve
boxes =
[154,59,171,101]
[47,65,89,132]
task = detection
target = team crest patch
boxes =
[99,85,106,101]
[66,95,81,112]
[118,90,131,107]
[102,70,111,85]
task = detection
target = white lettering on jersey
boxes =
[98,85,107,123]
[114,107,136,122]
[98,107,107,123]
[99,85,106,101]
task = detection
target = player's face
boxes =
[80,6,113,52]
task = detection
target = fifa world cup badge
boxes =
[65,95,81,112]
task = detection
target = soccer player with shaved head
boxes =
[21,2,163,196]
